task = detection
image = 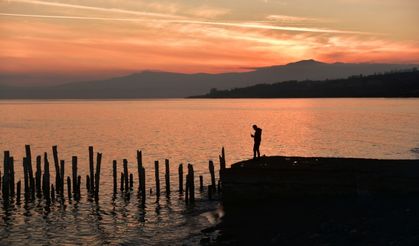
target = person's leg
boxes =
[256,143,260,158]
[253,143,257,159]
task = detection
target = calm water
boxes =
[1,98,419,245]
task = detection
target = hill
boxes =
[192,70,419,98]
[0,60,417,99]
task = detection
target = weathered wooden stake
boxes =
[25,145,35,198]
[71,156,78,200]
[123,159,129,192]
[120,172,124,191]
[155,160,160,197]
[188,164,195,203]
[16,180,21,203]
[208,185,213,200]
[94,152,102,201]
[137,150,143,192]
[178,164,183,194]
[52,146,61,196]
[51,184,55,202]
[60,160,65,197]
[43,152,50,203]
[35,156,42,197]
[23,157,29,199]
[77,175,81,200]
[86,175,90,191]
[10,157,15,196]
[140,166,146,205]
[67,176,72,200]
[165,159,170,196]
[199,175,203,192]
[209,160,216,192]
[2,151,10,202]
[185,174,189,204]
[129,173,133,189]
[89,146,95,194]
[113,160,117,194]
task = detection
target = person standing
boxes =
[251,124,262,159]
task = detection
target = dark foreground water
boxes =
[1,98,419,245]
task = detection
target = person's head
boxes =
[253,125,257,130]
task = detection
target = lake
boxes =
[1,98,419,244]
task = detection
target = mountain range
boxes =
[0,60,417,99]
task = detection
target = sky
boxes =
[1,0,419,85]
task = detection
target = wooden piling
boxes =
[199,175,203,192]
[2,151,10,203]
[60,160,65,197]
[185,174,189,204]
[67,176,71,200]
[71,156,78,200]
[113,160,117,194]
[25,145,35,198]
[86,175,90,191]
[16,180,21,203]
[77,175,81,200]
[120,172,124,191]
[51,184,55,202]
[165,159,170,196]
[10,157,15,196]
[220,147,226,171]
[89,146,94,194]
[43,152,50,203]
[188,164,195,203]
[137,150,143,192]
[140,166,146,205]
[129,173,133,189]
[23,157,29,199]
[208,185,213,200]
[155,161,160,197]
[52,146,61,196]
[123,159,129,192]
[35,156,41,197]
[178,164,183,194]
[209,160,216,192]
[94,153,102,200]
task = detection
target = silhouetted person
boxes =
[251,125,262,159]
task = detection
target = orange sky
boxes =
[1,0,419,85]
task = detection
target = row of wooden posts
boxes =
[1,145,226,206]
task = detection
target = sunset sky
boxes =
[1,0,419,85]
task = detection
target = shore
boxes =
[208,156,419,245]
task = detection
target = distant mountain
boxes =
[191,70,419,98]
[0,60,418,99]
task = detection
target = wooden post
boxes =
[123,159,129,192]
[178,164,183,194]
[60,160,65,197]
[2,151,10,203]
[208,185,213,200]
[94,152,102,201]
[72,156,78,200]
[165,159,170,197]
[77,175,81,200]
[25,145,35,198]
[16,180,21,203]
[43,152,50,203]
[209,160,216,192]
[113,160,117,194]
[89,146,94,194]
[52,145,60,196]
[199,175,203,192]
[23,157,29,200]
[154,161,160,197]
[120,172,124,191]
[10,157,15,197]
[86,175,90,191]
[185,174,189,204]
[220,147,226,170]
[35,156,42,197]
[129,173,133,189]
[140,166,146,205]
[51,184,55,202]
[137,150,142,192]
[188,164,195,203]
[67,176,71,201]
